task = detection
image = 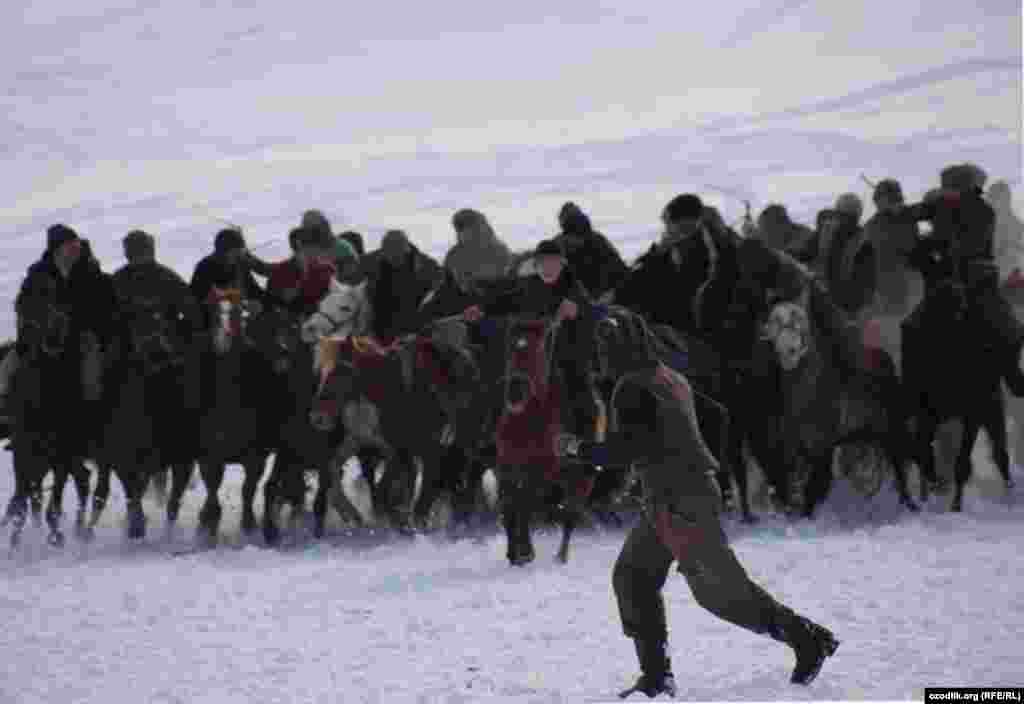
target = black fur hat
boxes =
[663,194,704,224]
[534,238,566,258]
[46,223,79,252]
[214,228,246,254]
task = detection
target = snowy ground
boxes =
[1,449,1022,703]
[2,1,1023,702]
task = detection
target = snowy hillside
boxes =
[1,2,1022,702]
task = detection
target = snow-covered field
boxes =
[2,1,1023,702]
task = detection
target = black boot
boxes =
[619,638,677,699]
[764,603,839,685]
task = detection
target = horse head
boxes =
[207,287,257,355]
[302,279,371,344]
[503,316,557,414]
[247,304,304,376]
[412,332,480,411]
[762,284,813,372]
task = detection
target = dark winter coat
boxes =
[16,251,117,349]
[863,211,921,313]
[897,187,996,284]
[111,260,203,340]
[553,211,629,299]
[365,245,444,341]
[479,266,597,389]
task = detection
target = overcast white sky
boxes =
[0,0,1020,277]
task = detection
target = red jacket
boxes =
[268,257,336,313]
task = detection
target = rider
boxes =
[444,208,513,291]
[863,179,922,368]
[556,312,838,697]
[249,226,338,316]
[552,201,629,301]
[189,227,270,326]
[1,224,116,412]
[463,238,601,452]
[112,230,202,349]
[897,163,1024,395]
[366,229,445,343]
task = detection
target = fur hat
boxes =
[534,238,565,258]
[381,229,411,261]
[214,228,246,254]
[873,179,903,204]
[834,192,864,220]
[940,164,979,193]
[123,230,155,260]
[47,223,79,252]
[663,194,704,224]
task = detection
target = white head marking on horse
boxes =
[302,279,371,344]
[763,301,811,371]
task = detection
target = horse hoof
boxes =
[47,531,66,548]
[76,524,95,543]
[740,512,759,525]
[899,496,921,513]
[1006,479,1016,490]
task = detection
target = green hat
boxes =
[333,236,357,262]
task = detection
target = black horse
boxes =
[246,304,343,544]
[189,289,275,546]
[97,297,197,541]
[901,238,1015,511]
[4,296,95,549]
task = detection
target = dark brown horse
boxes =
[190,288,274,546]
[494,316,605,566]
[310,332,480,534]
[245,303,342,544]
[4,297,95,549]
[97,297,196,541]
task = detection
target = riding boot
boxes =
[751,583,839,685]
[618,638,677,699]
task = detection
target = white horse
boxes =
[302,279,373,345]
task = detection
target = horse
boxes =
[96,296,197,541]
[245,302,343,544]
[4,296,96,549]
[754,257,919,517]
[189,288,275,545]
[901,239,1015,511]
[493,315,608,566]
[610,239,758,521]
[301,279,373,344]
[310,331,480,534]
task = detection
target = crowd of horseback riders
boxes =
[1,160,1021,555]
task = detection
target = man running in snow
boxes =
[556,312,839,698]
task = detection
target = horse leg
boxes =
[381,448,416,536]
[115,464,148,541]
[914,412,942,504]
[885,430,920,513]
[7,446,38,549]
[70,461,93,541]
[197,460,225,546]
[165,462,193,540]
[89,462,113,532]
[982,394,1014,489]
[412,446,446,532]
[149,466,170,507]
[325,443,365,528]
[951,420,981,512]
[240,454,266,537]
[45,460,73,548]
[801,452,834,520]
[262,453,285,545]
